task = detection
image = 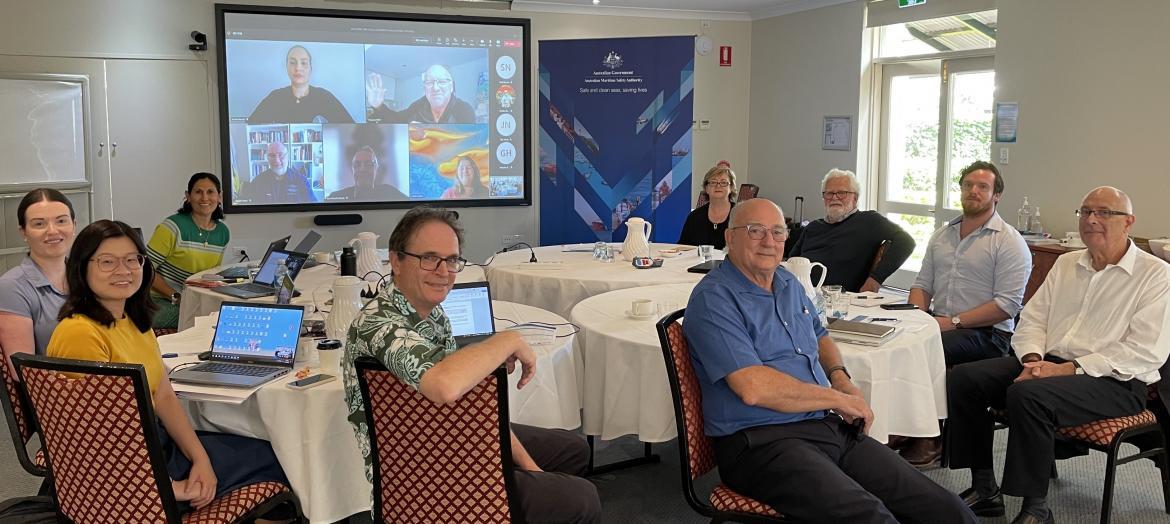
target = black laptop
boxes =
[441,281,496,347]
[219,235,290,279]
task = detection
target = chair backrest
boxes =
[12,354,180,524]
[355,357,519,524]
[696,190,710,208]
[0,349,45,476]
[657,309,717,481]
[736,184,760,202]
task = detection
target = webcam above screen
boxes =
[216,5,531,214]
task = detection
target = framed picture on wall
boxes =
[822,115,851,151]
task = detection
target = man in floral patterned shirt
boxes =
[341,206,601,523]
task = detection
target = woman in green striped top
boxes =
[146,173,231,329]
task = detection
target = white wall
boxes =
[0,0,751,261]
[993,0,1170,239]
[747,1,865,221]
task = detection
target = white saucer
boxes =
[1061,241,1086,249]
[625,309,659,320]
[657,250,681,258]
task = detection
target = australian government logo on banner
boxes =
[538,36,694,245]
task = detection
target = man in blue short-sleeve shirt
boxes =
[684,198,975,524]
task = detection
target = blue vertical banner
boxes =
[538,36,694,245]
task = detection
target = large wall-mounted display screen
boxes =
[216,5,530,213]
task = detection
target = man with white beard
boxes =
[239,141,318,204]
[787,169,915,293]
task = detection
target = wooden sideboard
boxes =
[1025,239,1156,304]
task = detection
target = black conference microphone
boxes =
[501,242,538,263]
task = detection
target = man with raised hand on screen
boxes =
[239,142,318,204]
[683,198,975,523]
[248,44,354,124]
[946,187,1170,524]
[325,146,407,202]
[366,64,477,124]
[340,206,600,524]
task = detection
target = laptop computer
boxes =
[170,302,305,388]
[219,235,290,279]
[212,249,308,299]
[441,281,496,347]
[295,230,325,268]
[687,260,722,274]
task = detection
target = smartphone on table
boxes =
[286,374,336,390]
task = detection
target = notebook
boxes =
[441,281,496,347]
[219,235,290,278]
[211,249,308,299]
[826,318,897,347]
[169,302,305,388]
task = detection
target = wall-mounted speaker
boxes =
[313,214,363,226]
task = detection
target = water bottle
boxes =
[274,258,294,305]
[340,247,357,277]
[1017,196,1032,233]
[1030,206,1045,235]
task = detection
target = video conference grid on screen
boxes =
[219,8,527,211]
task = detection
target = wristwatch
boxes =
[170,291,182,305]
[950,315,963,329]
[1073,360,1086,375]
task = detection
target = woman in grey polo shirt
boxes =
[0,189,76,369]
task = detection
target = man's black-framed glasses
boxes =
[730,224,790,241]
[399,251,467,272]
[1074,208,1130,219]
[821,190,857,200]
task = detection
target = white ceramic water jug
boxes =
[780,257,827,300]
[349,232,381,281]
[622,217,653,261]
[326,276,364,340]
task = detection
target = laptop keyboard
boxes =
[193,362,275,377]
[232,283,272,294]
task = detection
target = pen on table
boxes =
[869,318,898,322]
[161,353,179,358]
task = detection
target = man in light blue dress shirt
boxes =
[909,160,1031,365]
[903,161,1031,467]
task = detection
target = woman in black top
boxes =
[678,163,736,249]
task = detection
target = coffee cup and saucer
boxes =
[626,299,660,320]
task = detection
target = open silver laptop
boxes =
[219,235,290,279]
[212,249,308,299]
[442,281,496,347]
[170,302,305,388]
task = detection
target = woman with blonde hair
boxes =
[678,163,737,249]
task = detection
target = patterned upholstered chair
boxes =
[11,354,303,524]
[0,348,47,477]
[736,184,760,202]
[354,357,521,523]
[697,190,710,208]
[656,309,787,523]
[988,380,1170,524]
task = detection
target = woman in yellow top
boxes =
[47,220,287,513]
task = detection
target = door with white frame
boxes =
[876,56,995,288]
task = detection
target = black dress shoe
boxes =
[958,487,1005,517]
[1010,510,1054,524]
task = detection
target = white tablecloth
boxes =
[570,283,947,444]
[485,244,713,320]
[161,299,577,523]
[178,262,486,330]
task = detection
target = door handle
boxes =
[98,142,104,156]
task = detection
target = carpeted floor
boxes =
[4,416,1168,523]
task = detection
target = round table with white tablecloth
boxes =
[162,299,577,523]
[570,283,947,445]
[485,243,715,320]
[178,261,486,330]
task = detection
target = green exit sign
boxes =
[899,0,926,7]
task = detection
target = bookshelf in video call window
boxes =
[246,124,323,191]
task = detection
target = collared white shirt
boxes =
[1013,241,1170,384]
[912,211,1031,332]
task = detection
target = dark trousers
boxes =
[713,415,976,524]
[157,421,289,512]
[947,356,1147,497]
[941,326,1012,367]
[511,424,601,524]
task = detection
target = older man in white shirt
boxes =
[945,186,1170,524]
